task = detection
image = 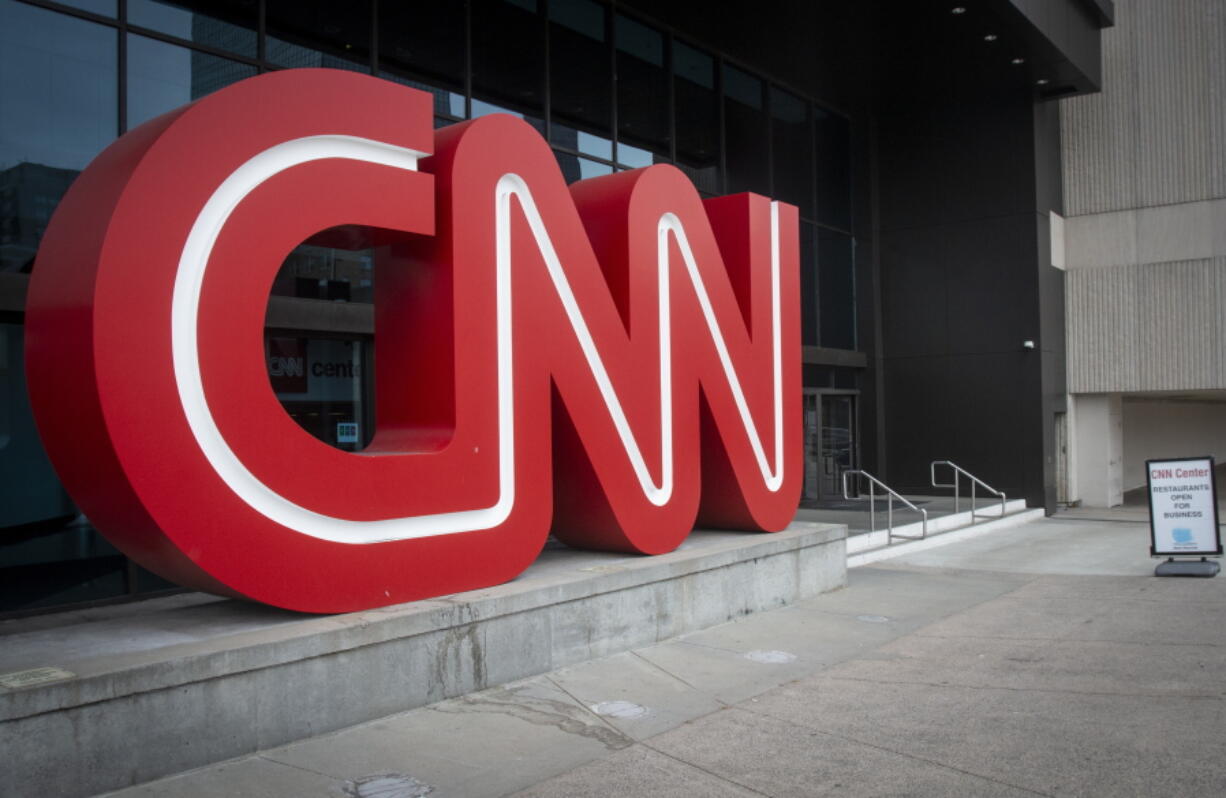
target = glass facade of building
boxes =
[0,0,857,615]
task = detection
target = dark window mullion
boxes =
[369,0,378,73]
[257,0,266,65]
[18,0,117,25]
[542,0,551,142]
[608,1,618,165]
[117,0,127,134]
[716,54,726,195]
[463,0,472,117]
[666,34,676,163]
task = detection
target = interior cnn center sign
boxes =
[1146,457,1222,557]
[23,70,803,613]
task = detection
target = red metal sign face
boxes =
[25,70,802,613]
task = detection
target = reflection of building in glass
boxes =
[188,49,254,99]
[0,162,78,273]
[270,240,374,303]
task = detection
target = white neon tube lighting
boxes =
[171,139,785,544]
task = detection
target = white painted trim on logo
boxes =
[171,137,784,543]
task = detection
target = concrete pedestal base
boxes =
[0,522,845,798]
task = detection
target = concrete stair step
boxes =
[847,501,1045,568]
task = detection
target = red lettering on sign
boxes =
[25,70,802,612]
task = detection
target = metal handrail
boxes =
[930,460,1007,522]
[842,469,928,543]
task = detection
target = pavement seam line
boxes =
[638,739,774,797]
[817,674,1225,701]
[254,752,342,781]
[731,705,1056,798]
[626,648,724,700]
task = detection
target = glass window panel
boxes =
[616,142,662,169]
[126,34,257,130]
[127,0,257,58]
[770,87,814,218]
[723,64,762,110]
[673,41,719,195]
[550,0,604,39]
[269,227,374,304]
[616,14,662,65]
[267,0,371,72]
[674,40,713,88]
[1,323,122,614]
[379,71,465,119]
[815,107,852,231]
[723,63,769,196]
[264,334,373,451]
[818,228,856,350]
[472,0,544,120]
[0,323,76,530]
[0,1,117,273]
[471,98,545,135]
[378,1,464,98]
[555,151,613,184]
[615,14,669,158]
[0,524,128,613]
[552,123,612,160]
[549,0,611,147]
[56,0,115,16]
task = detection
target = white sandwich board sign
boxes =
[1146,457,1222,557]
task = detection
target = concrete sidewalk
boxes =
[100,517,1226,798]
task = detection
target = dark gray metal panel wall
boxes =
[876,84,1065,511]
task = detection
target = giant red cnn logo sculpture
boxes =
[25,70,802,613]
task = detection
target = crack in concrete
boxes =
[627,649,718,699]
[541,675,643,742]
[255,753,341,781]
[730,705,1056,798]
[638,739,774,797]
[428,685,633,751]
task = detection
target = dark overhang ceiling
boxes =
[616,0,1111,106]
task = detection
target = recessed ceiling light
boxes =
[984,33,998,42]
[1036,78,1049,85]
[951,6,966,14]
[1012,57,1025,65]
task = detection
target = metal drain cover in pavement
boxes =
[342,773,433,798]
[744,649,797,664]
[591,700,648,719]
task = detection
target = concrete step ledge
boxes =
[847,507,1046,568]
[0,522,846,798]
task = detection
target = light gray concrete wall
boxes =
[1072,393,1122,507]
[1060,0,1226,397]
[1066,257,1226,393]
[1061,0,1226,216]
[1121,396,1226,491]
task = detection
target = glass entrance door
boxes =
[820,394,856,499]
[801,392,858,502]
